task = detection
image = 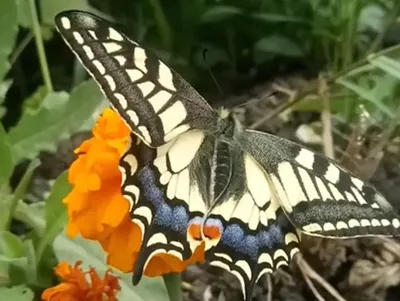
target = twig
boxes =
[296,254,347,301]
[319,75,334,159]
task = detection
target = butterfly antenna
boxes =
[203,49,224,97]
[234,91,278,110]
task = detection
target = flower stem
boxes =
[28,0,53,93]
[163,273,183,301]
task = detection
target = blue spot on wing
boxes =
[137,166,189,234]
[220,222,286,260]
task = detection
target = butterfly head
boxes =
[216,107,244,139]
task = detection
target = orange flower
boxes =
[42,261,120,301]
[63,108,204,277]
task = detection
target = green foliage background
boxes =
[0,0,399,300]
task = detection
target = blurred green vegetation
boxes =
[0,0,400,300]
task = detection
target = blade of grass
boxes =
[1,159,39,231]
[28,0,53,93]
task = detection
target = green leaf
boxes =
[0,80,13,119]
[36,172,70,264]
[22,240,37,284]
[254,35,303,62]
[201,5,243,23]
[16,0,31,27]
[251,13,308,24]
[8,80,106,163]
[368,55,400,81]
[0,0,18,80]
[0,123,13,187]
[0,231,24,258]
[0,285,34,301]
[40,0,100,25]
[53,234,169,301]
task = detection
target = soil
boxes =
[20,75,400,301]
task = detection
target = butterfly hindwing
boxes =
[55,11,216,147]
[119,131,208,282]
[243,130,400,238]
[200,152,300,300]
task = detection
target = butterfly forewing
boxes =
[55,11,216,147]
[243,130,400,238]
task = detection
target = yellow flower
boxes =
[41,261,120,301]
[63,108,204,276]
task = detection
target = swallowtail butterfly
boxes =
[55,11,400,300]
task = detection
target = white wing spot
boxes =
[325,163,340,184]
[245,155,271,208]
[138,125,152,143]
[273,249,289,261]
[137,81,155,98]
[166,174,178,200]
[114,93,128,109]
[168,131,204,173]
[147,233,167,246]
[88,30,97,40]
[160,171,172,185]
[328,184,345,201]
[109,27,124,41]
[158,61,176,91]
[295,148,315,170]
[351,187,367,205]
[148,90,172,113]
[103,42,122,53]
[159,101,187,134]
[371,219,381,227]
[104,75,116,91]
[336,221,348,229]
[323,222,335,231]
[351,177,364,190]
[303,223,323,232]
[134,47,147,73]
[134,206,153,223]
[60,17,71,29]
[345,191,357,202]
[360,219,371,227]
[284,233,299,244]
[248,206,260,230]
[348,219,360,228]
[122,154,138,175]
[277,162,307,208]
[175,169,190,202]
[126,69,142,82]
[393,218,400,228]
[114,55,127,66]
[381,219,391,226]
[83,45,94,59]
[92,60,105,74]
[164,124,190,142]
[72,32,84,44]
[298,167,319,201]
[236,260,252,280]
[315,178,331,201]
